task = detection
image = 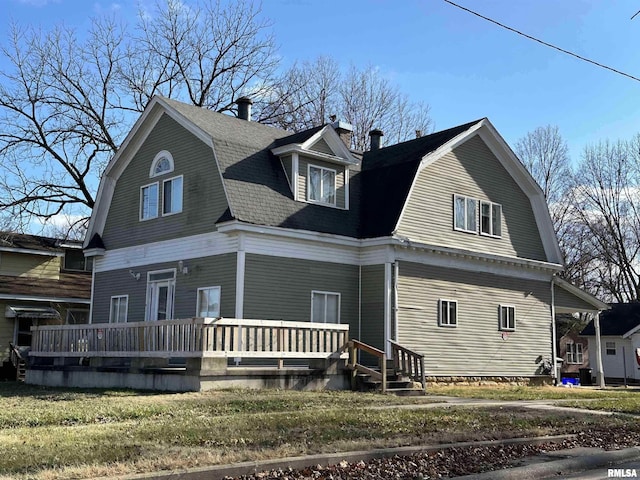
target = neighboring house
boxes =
[71,95,608,383]
[558,329,589,375]
[0,233,92,378]
[581,303,640,383]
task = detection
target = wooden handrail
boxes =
[347,340,387,393]
[390,340,425,390]
[28,318,349,365]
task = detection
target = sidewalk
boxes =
[101,394,640,480]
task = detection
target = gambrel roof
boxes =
[85,96,562,265]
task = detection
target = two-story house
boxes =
[72,95,607,385]
[0,233,91,378]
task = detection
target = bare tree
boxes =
[0,0,278,230]
[261,60,434,151]
[570,138,640,302]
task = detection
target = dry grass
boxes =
[0,382,636,479]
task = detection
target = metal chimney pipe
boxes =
[369,129,384,151]
[235,96,253,121]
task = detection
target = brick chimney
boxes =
[369,129,384,151]
[331,120,353,148]
[235,96,253,121]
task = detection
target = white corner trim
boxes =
[292,152,299,201]
[235,246,245,319]
[384,262,392,356]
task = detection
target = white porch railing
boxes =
[29,318,349,360]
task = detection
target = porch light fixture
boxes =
[178,260,189,275]
[129,269,141,281]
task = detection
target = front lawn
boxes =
[0,382,638,479]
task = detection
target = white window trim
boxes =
[196,286,221,318]
[140,182,159,221]
[480,200,502,238]
[307,164,337,207]
[438,299,458,327]
[453,194,478,234]
[605,341,616,355]
[109,295,128,323]
[149,150,175,177]
[162,175,184,217]
[310,290,341,324]
[499,304,516,331]
[566,342,584,364]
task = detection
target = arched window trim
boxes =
[149,150,175,177]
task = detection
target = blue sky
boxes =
[1,0,640,162]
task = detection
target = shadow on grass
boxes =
[0,380,169,400]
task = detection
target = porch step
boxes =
[16,360,26,382]
[354,371,425,396]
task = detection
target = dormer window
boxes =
[308,164,336,206]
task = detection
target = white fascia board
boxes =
[0,247,62,257]
[553,277,609,312]
[271,144,356,165]
[216,220,363,247]
[94,231,237,272]
[0,294,91,304]
[84,247,105,258]
[623,326,640,339]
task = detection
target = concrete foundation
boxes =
[26,361,350,392]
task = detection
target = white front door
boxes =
[146,270,176,321]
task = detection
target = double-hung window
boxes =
[311,291,340,323]
[454,195,477,233]
[480,200,502,237]
[162,176,183,215]
[605,341,616,355]
[499,305,516,331]
[308,165,336,206]
[196,286,221,318]
[110,295,128,323]
[438,299,457,327]
[566,342,583,364]
[140,183,159,220]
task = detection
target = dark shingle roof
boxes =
[358,120,483,238]
[581,303,640,336]
[0,273,91,301]
[0,232,63,253]
[160,97,483,239]
[272,125,325,147]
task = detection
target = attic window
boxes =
[308,165,336,206]
[150,150,174,177]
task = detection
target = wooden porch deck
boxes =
[27,318,351,391]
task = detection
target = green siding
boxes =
[309,138,334,155]
[103,113,229,250]
[360,264,385,349]
[397,135,547,261]
[0,252,60,278]
[0,302,12,363]
[297,156,347,208]
[554,285,598,312]
[91,253,236,323]
[397,261,552,376]
[243,254,358,336]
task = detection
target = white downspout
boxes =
[594,311,606,388]
[550,280,558,383]
[393,261,399,343]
